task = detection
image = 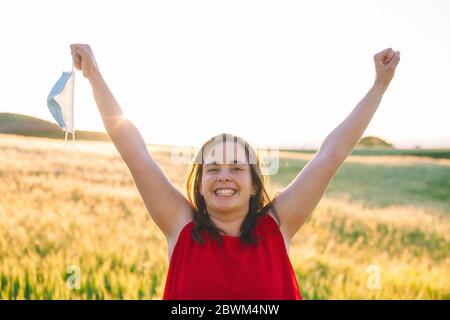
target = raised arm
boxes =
[274,48,401,242]
[70,44,193,241]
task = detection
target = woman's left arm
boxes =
[320,48,401,161]
[274,48,401,242]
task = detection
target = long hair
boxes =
[185,133,281,246]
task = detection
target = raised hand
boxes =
[70,43,100,80]
[373,48,401,90]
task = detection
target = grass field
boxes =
[0,134,449,299]
[282,148,450,159]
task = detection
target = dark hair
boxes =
[185,133,281,247]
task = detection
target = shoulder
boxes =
[170,218,194,243]
[260,207,280,229]
[167,218,194,261]
[262,209,290,254]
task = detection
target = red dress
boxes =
[163,213,302,300]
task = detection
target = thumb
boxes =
[70,44,83,69]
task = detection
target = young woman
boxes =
[70,44,400,299]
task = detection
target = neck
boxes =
[207,206,249,237]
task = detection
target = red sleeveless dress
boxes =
[163,213,301,300]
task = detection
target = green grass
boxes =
[272,158,450,213]
[281,148,450,159]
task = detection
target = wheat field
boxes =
[0,134,448,299]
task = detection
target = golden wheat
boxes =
[0,134,448,299]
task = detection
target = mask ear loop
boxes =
[70,62,76,148]
[63,63,76,150]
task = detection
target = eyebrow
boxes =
[204,160,246,167]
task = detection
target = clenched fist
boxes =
[373,48,401,90]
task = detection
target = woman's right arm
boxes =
[70,44,193,241]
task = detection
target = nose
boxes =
[216,167,231,181]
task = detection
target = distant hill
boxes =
[356,136,394,149]
[0,113,110,141]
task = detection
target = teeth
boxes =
[214,188,236,196]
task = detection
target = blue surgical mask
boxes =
[47,65,75,147]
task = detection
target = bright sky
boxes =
[1,0,449,149]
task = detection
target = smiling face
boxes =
[186,133,277,243]
[199,140,256,215]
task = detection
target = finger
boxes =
[72,51,80,66]
[383,49,395,64]
[70,44,81,61]
[375,48,397,67]
[71,49,82,69]
[375,47,392,59]
[381,52,394,66]
[74,55,81,66]
[70,43,89,58]
[387,51,401,69]
[70,43,82,55]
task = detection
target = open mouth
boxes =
[213,188,237,197]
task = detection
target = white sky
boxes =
[1,0,449,149]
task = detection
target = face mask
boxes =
[47,65,75,147]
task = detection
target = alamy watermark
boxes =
[366,265,382,290]
[66,264,80,290]
[170,135,280,175]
